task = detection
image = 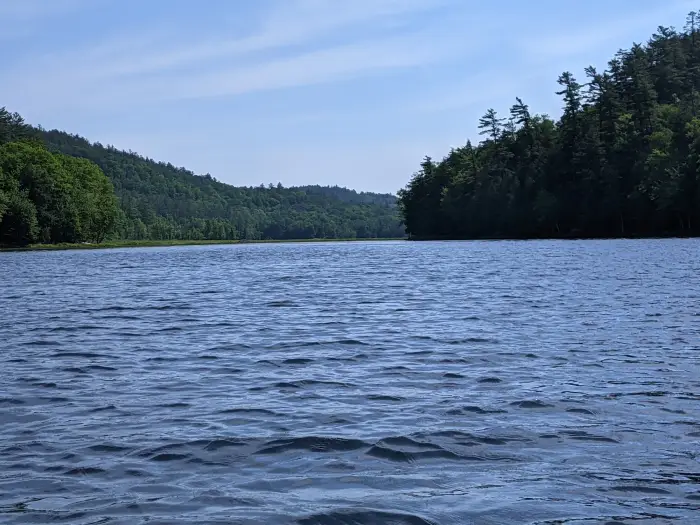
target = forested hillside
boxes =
[38,130,403,241]
[399,13,700,239]
[1,108,403,245]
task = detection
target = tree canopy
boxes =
[398,13,700,239]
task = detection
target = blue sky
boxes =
[0,0,697,193]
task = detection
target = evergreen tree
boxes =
[398,12,700,239]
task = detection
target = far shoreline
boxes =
[0,237,407,253]
[3,234,699,253]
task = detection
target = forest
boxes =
[0,110,403,247]
[0,111,118,246]
[398,13,700,239]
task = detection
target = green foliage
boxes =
[1,190,39,245]
[0,132,117,246]
[0,167,8,218]
[36,131,403,241]
[57,155,118,243]
[398,15,700,239]
[0,107,29,145]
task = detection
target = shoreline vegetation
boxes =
[0,237,405,252]
[397,12,700,241]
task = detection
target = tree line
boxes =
[0,109,404,246]
[398,13,700,239]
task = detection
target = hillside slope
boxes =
[37,129,403,241]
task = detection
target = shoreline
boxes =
[0,237,406,253]
[4,234,697,253]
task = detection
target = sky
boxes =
[0,0,698,194]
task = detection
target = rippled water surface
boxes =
[1,239,700,524]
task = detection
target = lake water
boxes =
[1,239,699,524]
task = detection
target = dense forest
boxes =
[39,129,402,242]
[0,110,403,246]
[0,110,118,246]
[399,13,700,239]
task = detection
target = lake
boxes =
[1,239,699,524]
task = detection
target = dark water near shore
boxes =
[1,239,699,524]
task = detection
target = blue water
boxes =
[1,239,699,524]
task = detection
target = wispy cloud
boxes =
[20,0,447,78]
[114,29,474,103]
[4,0,476,112]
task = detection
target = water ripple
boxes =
[1,239,699,524]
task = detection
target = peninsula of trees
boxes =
[398,13,700,239]
[0,110,403,247]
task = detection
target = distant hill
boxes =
[31,129,403,241]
